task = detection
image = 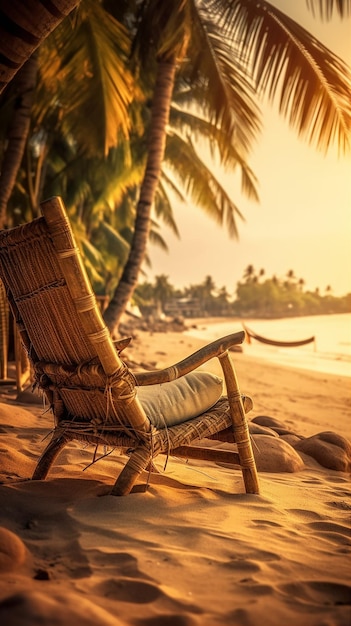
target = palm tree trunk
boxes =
[0,0,80,95]
[103,57,177,335]
[0,54,38,229]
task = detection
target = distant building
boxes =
[164,297,202,318]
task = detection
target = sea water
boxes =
[184,313,351,378]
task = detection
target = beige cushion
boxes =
[137,371,223,429]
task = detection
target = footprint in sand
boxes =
[306,520,351,546]
[251,519,282,528]
[136,615,198,626]
[94,578,161,603]
[224,549,280,577]
[308,521,350,533]
[278,580,351,607]
[301,477,324,485]
[327,475,350,484]
[237,582,274,596]
[223,559,261,574]
[0,590,125,626]
[93,577,202,619]
[327,500,351,511]
[287,508,323,521]
[89,549,149,580]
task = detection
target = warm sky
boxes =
[146,2,351,297]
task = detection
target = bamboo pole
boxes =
[218,350,260,494]
[0,278,9,380]
[134,331,246,386]
[14,321,30,393]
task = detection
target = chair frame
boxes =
[0,197,259,496]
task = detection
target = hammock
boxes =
[243,324,316,348]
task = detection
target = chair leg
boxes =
[32,433,69,480]
[111,445,152,496]
[219,351,260,494]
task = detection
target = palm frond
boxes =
[93,221,130,263]
[132,0,191,62]
[148,220,170,252]
[306,0,351,19]
[71,226,108,290]
[169,104,259,201]
[92,159,146,216]
[37,0,135,156]
[154,177,182,236]
[183,1,261,156]
[209,0,351,153]
[160,167,186,204]
[165,131,247,238]
[80,237,105,269]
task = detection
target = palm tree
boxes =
[153,274,174,317]
[103,0,259,332]
[1,0,350,336]
[258,268,265,282]
[0,54,38,227]
[102,52,179,330]
[202,275,216,302]
[243,264,256,282]
[0,0,81,94]
[103,0,351,334]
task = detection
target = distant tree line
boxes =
[135,266,351,319]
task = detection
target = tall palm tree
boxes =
[102,0,187,331]
[243,264,256,282]
[0,54,38,227]
[153,274,174,317]
[103,0,351,334]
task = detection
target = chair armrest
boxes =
[133,330,245,386]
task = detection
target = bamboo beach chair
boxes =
[0,197,259,496]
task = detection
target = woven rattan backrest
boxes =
[0,216,96,366]
[0,197,150,433]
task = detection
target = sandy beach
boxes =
[0,322,350,626]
